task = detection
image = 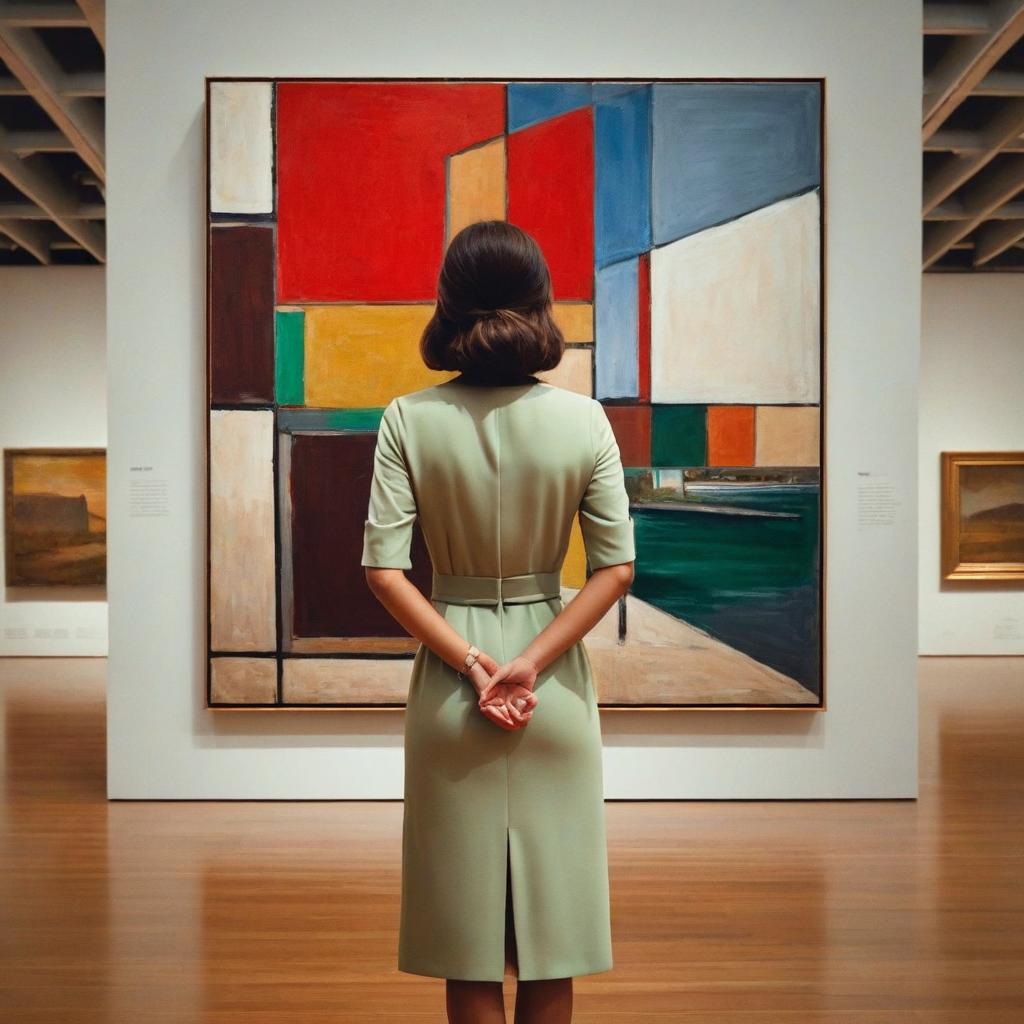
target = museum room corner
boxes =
[1,1,1022,1020]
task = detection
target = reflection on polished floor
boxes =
[1,656,1022,1022]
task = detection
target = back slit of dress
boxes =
[504,829,517,973]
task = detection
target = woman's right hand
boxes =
[478,655,539,699]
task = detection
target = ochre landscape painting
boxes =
[943,452,1024,580]
[960,463,1024,563]
[4,448,107,587]
[206,78,825,710]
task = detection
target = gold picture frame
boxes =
[941,451,1024,581]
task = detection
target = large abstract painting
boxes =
[205,77,825,710]
[4,448,107,587]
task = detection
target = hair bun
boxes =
[419,220,565,381]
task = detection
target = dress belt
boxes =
[431,569,562,606]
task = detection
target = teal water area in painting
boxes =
[629,483,821,697]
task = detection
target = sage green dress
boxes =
[361,374,636,982]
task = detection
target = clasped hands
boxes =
[462,649,540,731]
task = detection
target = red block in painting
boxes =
[707,406,755,467]
[507,107,594,301]
[603,404,651,469]
[276,82,505,302]
[637,251,651,403]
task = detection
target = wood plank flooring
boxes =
[0,655,1021,1021]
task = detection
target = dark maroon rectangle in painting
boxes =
[209,226,275,404]
[289,432,431,638]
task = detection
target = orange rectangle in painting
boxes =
[447,137,506,242]
[707,405,755,466]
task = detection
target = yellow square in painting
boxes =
[302,305,452,408]
[551,302,593,343]
[562,515,588,590]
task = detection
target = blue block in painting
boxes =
[652,82,821,245]
[593,82,650,100]
[595,84,652,267]
[507,82,593,133]
[595,258,639,400]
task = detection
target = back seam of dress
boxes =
[495,404,505,662]
[499,403,513,978]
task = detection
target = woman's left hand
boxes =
[466,660,536,730]
[480,681,538,730]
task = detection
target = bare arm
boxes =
[363,567,501,693]
[520,561,634,674]
[477,560,634,701]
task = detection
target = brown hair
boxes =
[420,220,565,384]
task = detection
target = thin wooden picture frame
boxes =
[205,76,829,712]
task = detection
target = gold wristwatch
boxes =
[457,643,480,680]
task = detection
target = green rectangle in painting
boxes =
[275,310,305,405]
[278,408,385,432]
[652,404,706,467]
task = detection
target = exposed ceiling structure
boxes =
[924,0,1024,271]
[0,0,104,265]
[2,3,1024,271]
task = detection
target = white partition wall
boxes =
[0,267,107,656]
[919,276,1024,655]
[106,0,922,799]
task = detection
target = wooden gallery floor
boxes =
[1,657,1022,1023]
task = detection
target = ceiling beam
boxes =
[923,97,1024,213]
[0,2,86,27]
[5,129,74,155]
[973,216,1024,262]
[927,198,1024,220]
[0,70,102,96]
[0,200,104,219]
[60,70,103,97]
[922,0,1024,141]
[923,3,991,35]
[923,153,1024,266]
[0,1,105,182]
[975,68,1024,94]
[0,217,53,263]
[926,128,985,152]
[75,0,103,51]
[0,125,104,260]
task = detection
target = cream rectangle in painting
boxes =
[209,409,276,650]
[650,189,820,405]
[209,80,273,214]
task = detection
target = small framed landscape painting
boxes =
[205,76,825,711]
[3,447,107,587]
[941,451,1024,581]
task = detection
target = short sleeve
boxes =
[361,399,417,570]
[579,399,636,570]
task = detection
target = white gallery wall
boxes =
[0,267,107,656]
[919,276,1024,655]
[106,0,922,799]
